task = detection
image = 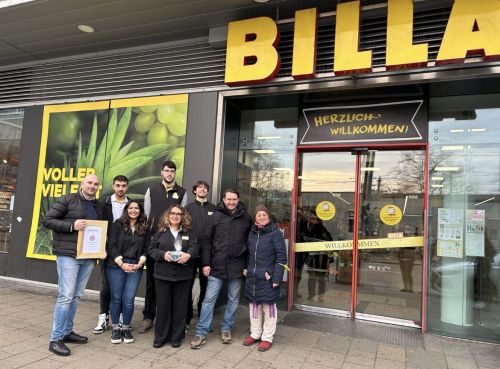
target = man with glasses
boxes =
[140,160,187,333]
[185,180,217,332]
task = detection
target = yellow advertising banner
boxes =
[27,95,189,260]
[295,236,424,252]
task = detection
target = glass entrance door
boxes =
[295,149,425,325]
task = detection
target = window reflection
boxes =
[428,94,500,342]
[0,108,24,253]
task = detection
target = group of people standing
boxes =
[43,159,287,357]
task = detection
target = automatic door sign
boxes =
[380,204,403,226]
[316,201,336,221]
[300,100,426,144]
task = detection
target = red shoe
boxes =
[243,336,260,346]
[258,340,272,352]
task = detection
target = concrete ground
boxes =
[0,276,499,369]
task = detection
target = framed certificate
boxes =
[76,220,108,259]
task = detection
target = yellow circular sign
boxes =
[315,201,336,221]
[380,204,403,226]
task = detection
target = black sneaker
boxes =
[111,328,122,344]
[122,329,134,344]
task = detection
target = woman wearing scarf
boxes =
[243,204,287,352]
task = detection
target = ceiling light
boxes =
[450,129,464,133]
[253,149,276,154]
[435,167,461,172]
[432,177,444,181]
[360,167,380,171]
[441,145,464,151]
[470,128,486,132]
[254,0,270,3]
[273,167,293,171]
[78,24,95,33]
[256,136,281,140]
[2,159,7,164]
[474,197,495,206]
[432,184,444,188]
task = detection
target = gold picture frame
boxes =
[76,220,108,259]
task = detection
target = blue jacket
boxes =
[245,222,287,304]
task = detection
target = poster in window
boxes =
[27,95,189,260]
[437,208,463,258]
[465,209,485,257]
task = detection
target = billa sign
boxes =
[299,100,426,144]
[224,0,500,86]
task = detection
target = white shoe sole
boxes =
[123,338,134,344]
[111,339,122,344]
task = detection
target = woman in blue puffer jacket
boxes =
[243,204,287,352]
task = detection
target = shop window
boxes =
[223,103,298,308]
[428,94,500,343]
[0,108,24,253]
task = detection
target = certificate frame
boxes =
[76,220,108,259]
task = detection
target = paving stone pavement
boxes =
[1,276,499,369]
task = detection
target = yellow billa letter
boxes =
[386,0,428,69]
[334,0,372,75]
[292,8,317,79]
[436,0,500,64]
[225,17,280,86]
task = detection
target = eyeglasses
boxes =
[170,212,183,216]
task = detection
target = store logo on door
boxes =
[300,100,426,144]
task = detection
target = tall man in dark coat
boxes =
[191,188,252,349]
[185,180,217,329]
[139,160,187,333]
[43,174,103,357]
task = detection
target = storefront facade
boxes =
[1,0,499,343]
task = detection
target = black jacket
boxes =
[245,222,287,304]
[105,222,149,267]
[100,195,114,224]
[201,201,252,280]
[148,229,199,281]
[43,192,103,257]
[185,199,217,242]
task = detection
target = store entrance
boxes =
[294,148,425,327]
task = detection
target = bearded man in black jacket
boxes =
[190,189,252,349]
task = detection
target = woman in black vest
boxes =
[148,204,199,348]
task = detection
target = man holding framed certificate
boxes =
[43,174,104,357]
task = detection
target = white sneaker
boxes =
[93,313,107,334]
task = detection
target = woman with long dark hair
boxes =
[105,200,149,344]
[149,204,199,348]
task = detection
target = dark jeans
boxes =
[143,256,156,320]
[155,278,191,344]
[186,258,208,325]
[107,259,143,327]
[99,261,111,315]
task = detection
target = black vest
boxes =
[149,182,186,232]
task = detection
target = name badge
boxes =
[173,193,179,199]
[208,211,213,215]
[182,236,189,240]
